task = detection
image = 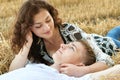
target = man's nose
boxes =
[60,44,67,49]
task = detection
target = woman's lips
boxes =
[44,31,50,34]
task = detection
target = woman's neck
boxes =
[44,27,62,44]
[43,27,64,56]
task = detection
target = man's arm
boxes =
[86,62,108,73]
[60,62,108,77]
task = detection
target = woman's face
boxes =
[31,9,55,39]
[53,41,86,65]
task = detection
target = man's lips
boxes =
[58,49,63,54]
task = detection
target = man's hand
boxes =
[59,63,89,77]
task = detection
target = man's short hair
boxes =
[78,40,96,66]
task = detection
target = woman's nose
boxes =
[43,24,50,31]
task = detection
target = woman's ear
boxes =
[76,63,85,66]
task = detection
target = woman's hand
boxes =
[25,31,33,48]
[59,63,89,77]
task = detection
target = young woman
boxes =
[9,0,119,77]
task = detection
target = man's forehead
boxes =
[71,42,81,49]
[71,42,77,48]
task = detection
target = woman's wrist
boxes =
[19,43,31,57]
[24,42,32,49]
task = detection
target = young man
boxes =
[0,40,120,80]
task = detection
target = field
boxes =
[0,0,120,79]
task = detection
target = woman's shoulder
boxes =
[62,22,78,28]
[59,22,84,42]
[60,22,84,32]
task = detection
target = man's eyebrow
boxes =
[71,43,77,50]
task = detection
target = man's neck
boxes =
[50,63,61,71]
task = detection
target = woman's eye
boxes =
[34,25,42,28]
[46,19,51,23]
[35,26,41,28]
[33,23,42,28]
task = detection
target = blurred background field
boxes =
[0,0,120,79]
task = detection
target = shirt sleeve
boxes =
[81,33,115,67]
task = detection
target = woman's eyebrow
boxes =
[34,16,49,24]
[34,22,42,25]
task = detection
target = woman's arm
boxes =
[9,31,33,71]
[9,44,30,71]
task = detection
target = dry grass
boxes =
[0,32,14,74]
[98,74,120,80]
[0,0,120,79]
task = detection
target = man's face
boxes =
[53,41,86,65]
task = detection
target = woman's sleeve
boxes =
[82,33,115,67]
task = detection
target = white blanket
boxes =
[0,64,91,80]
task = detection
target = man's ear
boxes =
[76,63,85,66]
